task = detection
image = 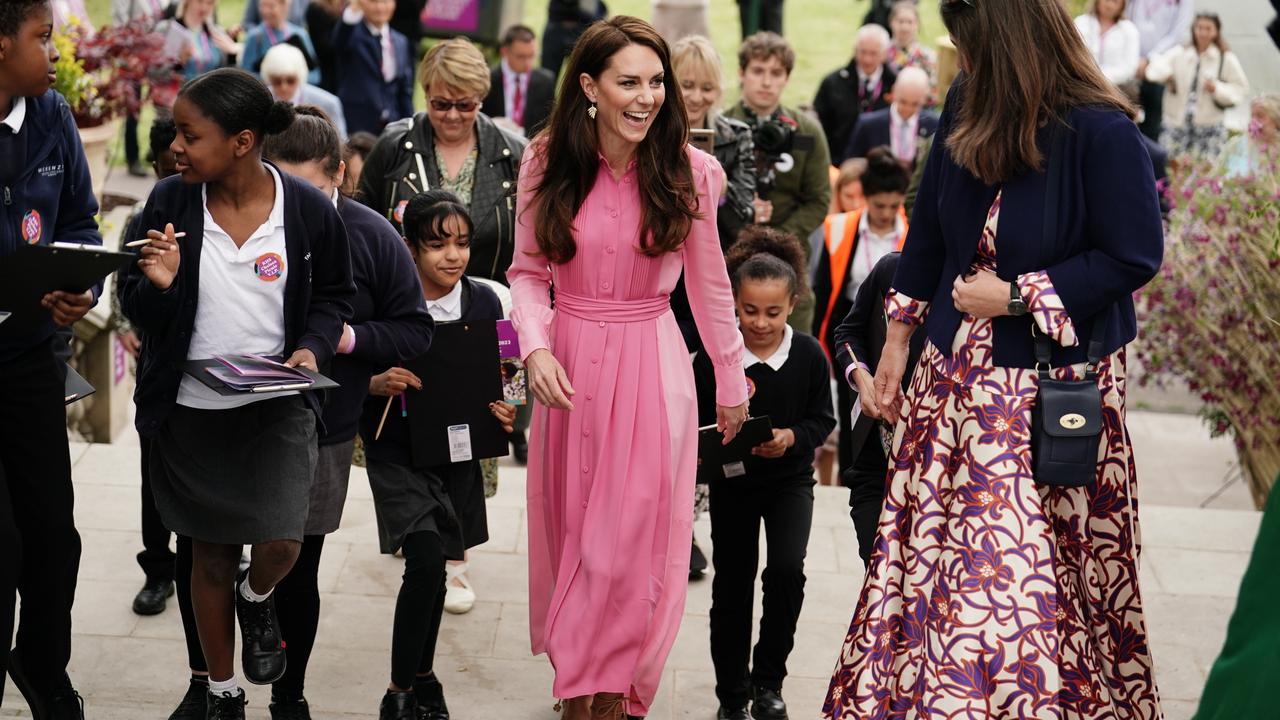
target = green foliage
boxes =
[51,30,92,110]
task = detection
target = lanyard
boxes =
[264,24,289,46]
[194,30,213,73]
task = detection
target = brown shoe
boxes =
[554,696,592,720]
[590,693,625,719]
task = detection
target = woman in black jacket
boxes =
[357,37,527,284]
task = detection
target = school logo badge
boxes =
[393,199,409,224]
[254,252,284,282]
[746,377,757,400]
[21,210,41,244]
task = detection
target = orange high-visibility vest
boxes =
[816,208,909,353]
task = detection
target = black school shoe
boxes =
[235,570,287,684]
[717,706,750,720]
[7,649,85,720]
[511,430,529,465]
[206,689,247,720]
[168,679,210,719]
[379,690,418,720]
[269,694,313,719]
[750,687,788,720]
[413,673,449,720]
[133,577,176,615]
[689,537,708,580]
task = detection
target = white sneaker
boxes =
[443,561,476,614]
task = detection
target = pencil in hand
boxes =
[126,232,187,248]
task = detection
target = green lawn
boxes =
[82,0,947,110]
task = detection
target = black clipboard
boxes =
[0,244,133,337]
[405,320,509,467]
[182,358,340,396]
[64,364,95,405]
[696,416,775,483]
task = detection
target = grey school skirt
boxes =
[150,396,318,545]
[366,459,489,559]
[304,439,356,536]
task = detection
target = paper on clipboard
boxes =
[162,21,192,60]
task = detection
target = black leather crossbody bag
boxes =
[1031,321,1107,488]
[1029,120,1107,488]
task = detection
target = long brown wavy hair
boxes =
[527,16,697,264]
[941,0,1134,185]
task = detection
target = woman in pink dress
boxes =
[507,16,749,720]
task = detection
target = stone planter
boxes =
[76,118,121,200]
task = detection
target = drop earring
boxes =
[587,102,598,120]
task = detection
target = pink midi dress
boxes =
[508,145,748,715]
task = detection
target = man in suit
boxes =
[333,0,415,136]
[813,23,896,167]
[481,25,556,138]
[843,66,936,169]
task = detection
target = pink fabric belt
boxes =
[555,290,671,323]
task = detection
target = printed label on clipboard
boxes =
[722,461,746,478]
[448,424,473,462]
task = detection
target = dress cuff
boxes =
[510,304,554,360]
[885,289,930,326]
[713,362,749,408]
[1017,271,1078,348]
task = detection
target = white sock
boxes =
[239,577,273,603]
[208,675,239,696]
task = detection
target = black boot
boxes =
[414,673,449,720]
[206,689,247,720]
[168,678,209,720]
[379,691,418,720]
[235,570,287,684]
[133,577,176,615]
[717,706,750,720]
[269,694,313,720]
[750,687,788,720]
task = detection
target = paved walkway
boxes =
[0,408,1260,719]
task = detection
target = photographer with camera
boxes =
[727,31,831,334]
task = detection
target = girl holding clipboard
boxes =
[119,68,354,720]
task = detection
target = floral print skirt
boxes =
[821,331,1162,719]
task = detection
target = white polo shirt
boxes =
[177,165,293,410]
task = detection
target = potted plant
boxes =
[52,18,183,194]
[1138,161,1280,507]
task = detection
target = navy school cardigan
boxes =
[119,163,356,438]
[897,77,1164,369]
[320,196,434,445]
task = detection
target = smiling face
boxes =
[170,95,244,183]
[678,63,721,129]
[855,35,886,75]
[426,82,481,147]
[409,213,471,299]
[736,277,795,356]
[739,55,789,117]
[581,43,666,160]
[0,3,57,99]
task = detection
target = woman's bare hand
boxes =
[526,348,575,410]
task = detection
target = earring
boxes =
[587,102,598,120]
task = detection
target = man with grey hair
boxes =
[814,23,897,167]
[841,65,937,166]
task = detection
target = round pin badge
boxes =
[746,377,757,400]
[254,252,284,282]
[394,199,409,224]
[21,209,42,245]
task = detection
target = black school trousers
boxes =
[707,473,813,710]
[844,435,888,568]
[0,338,82,701]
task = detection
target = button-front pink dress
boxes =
[508,145,747,716]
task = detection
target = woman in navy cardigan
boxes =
[821,1,1164,718]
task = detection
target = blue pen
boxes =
[400,392,408,418]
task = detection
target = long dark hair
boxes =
[528,16,697,264]
[940,0,1133,184]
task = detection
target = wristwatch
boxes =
[1007,281,1028,316]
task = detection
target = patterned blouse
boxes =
[434,145,479,206]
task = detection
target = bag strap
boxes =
[1034,120,1108,379]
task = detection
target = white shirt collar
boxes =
[744,324,793,371]
[424,280,463,322]
[365,20,389,36]
[858,209,904,244]
[1,97,27,134]
[330,187,340,208]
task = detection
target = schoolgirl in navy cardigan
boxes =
[896,74,1164,369]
